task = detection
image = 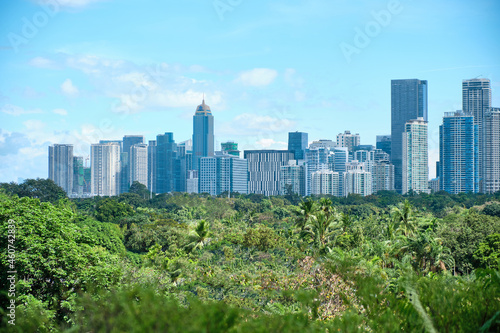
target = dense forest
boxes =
[1,179,499,332]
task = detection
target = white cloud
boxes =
[1,104,43,116]
[236,68,278,87]
[231,113,295,132]
[255,138,287,149]
[28,57,59,69]
[53,108,68,116]
[61,79,79,97]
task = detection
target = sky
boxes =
[1,0,499,182]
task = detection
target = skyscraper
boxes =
[73,156,84,196]
[192,99,214,171]
[130,143,148,188]
[372,160,395,193]
[244,150,294,196]
[280,161,306,196]
[48,144,74,194]
[147,140,157,193]
[336,130,360,152]
[199,154,248,196]
[121,135,144,193]
[376,135,391,157]
[462,78,491,192]
[439,111,478,194]
[91,142,121,196]
[484,108,500,194]
[288,131,308,160]
[311,170,339,196]
[156,132,177,194]
[402,118,429,194]
[391,79,428,193]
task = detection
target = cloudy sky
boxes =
[1,0,499,182]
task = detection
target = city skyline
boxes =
[1,0,500,182]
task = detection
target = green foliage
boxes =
[483,202,500,218]
[474,233,500,269]
[243,224,279,251]
[94,198,134,222]
[128,181,151,199]
[0,178,67,203]
[0,195,122,323]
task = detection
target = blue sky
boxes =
[1,0,499,182]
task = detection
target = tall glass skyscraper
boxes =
[402,118,429,194]
[121,135,144,193]
[484,108,500,193]
[156,132,177,194]
[192,99,214,171]
[288,131,308,160]
[391,79,428,193]
[48,144,74,194]
[439,111,478,194]
[462,78,491,192]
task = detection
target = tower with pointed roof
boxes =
[192,98,214,171]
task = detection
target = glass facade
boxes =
[439,111,478,194]
[391,79,428,193]
[288,132,308,160]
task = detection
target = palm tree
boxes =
[391,200,417,237]
[186,220,211,253]
[300,209,341,254]
[318,197,333,217]
[295,199,318,230]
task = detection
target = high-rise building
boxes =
[391,79,428,193]
[336,131,360,152]
[156,133,177,194]
[484,108,500,193]
[311,170,339,196]
[372,160,395,193]
[73,156,84,196]
[439,111,478,194]
[280,160,306,196]
[221,142,240,157]
[402,118,429,194]
[186,170,199,194]
[462,79,491,192]
[376,135,391,157]
[130,143,148,188]
[91,142,121,196]
[192,99,214,171]
[309,139,336,150]
[288,132,308,160]
[121,135,144,193]
[199,154,248,196]
[333,147,349,196]
[344,169,372,197]
[244,150,294,196]
[305,147,330,195]
[48,144,74,194]
[147,140,157,193]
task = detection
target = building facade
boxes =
[280,161,306,196]
[484,108,500,193]
[91,142,121,196]
[192,99,214,171]
[439,111,478,194]
[336,130,360,152]
[121,135,144,193]
[48,144,74,194]
[199,155,248,196]
[376,135,391,157]
[402,118,429,194]
[130,143,148,188]
[391,79,428,193]
[462,79,491,192]
[288,131,308,160]
[311,170,339,196]
[156,132,177,194]
[244,150,294,196]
